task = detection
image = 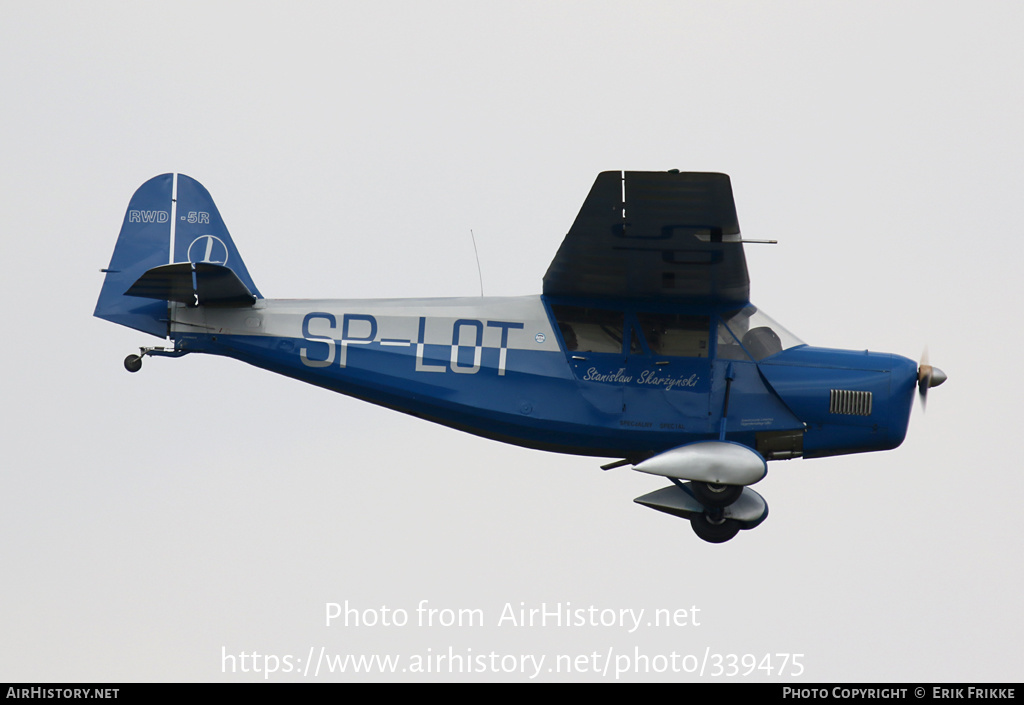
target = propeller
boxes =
[917,348,947,410]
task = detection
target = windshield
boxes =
[719,306,804,361]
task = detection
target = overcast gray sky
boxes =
[2,1,1021,682]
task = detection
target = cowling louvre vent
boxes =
[830,390,873,416]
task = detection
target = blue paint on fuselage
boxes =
[176,330,628,455]
[171,319,916,462]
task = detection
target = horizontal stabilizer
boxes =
[125,262,257,307]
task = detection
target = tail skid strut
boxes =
[123,346,190,373]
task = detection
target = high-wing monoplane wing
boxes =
[542,171,749,306]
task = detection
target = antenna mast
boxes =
[470,229,484,296]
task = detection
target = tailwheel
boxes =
[124,354,143,373]
[690,512,741,544]
[691,481,743,508]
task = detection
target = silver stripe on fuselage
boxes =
[171,295,562,353]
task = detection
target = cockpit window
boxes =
[720,306,804,361]
[636,312,709,358]
[551,305,630,354]
[716,320,751,360]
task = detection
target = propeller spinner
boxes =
[917,349,947,409]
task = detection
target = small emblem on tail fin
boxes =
[187,235,229,265]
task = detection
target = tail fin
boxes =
[95,174,262,337]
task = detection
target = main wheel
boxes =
[691,513,741,543]
[691,481,743,508]
[124,354,142,373]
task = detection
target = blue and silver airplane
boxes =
[95,171,945,543]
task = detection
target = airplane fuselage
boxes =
[172,296,918,463]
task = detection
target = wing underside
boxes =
[542,171,749,306]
